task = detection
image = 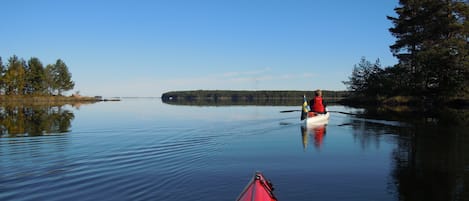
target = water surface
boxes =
[0,98,467,201]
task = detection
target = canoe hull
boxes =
[304,112,329,127]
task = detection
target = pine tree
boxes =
[4,55,26,95]
[342,57,384,96]
[26,57,46,95]
[388,0,469,97]
[46,59,75,95]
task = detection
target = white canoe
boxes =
[303,112,330,127]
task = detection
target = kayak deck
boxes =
[236,172,278,201]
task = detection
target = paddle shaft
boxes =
[280,110,359,116]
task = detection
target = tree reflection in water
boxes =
[391,125,469,201]
[344,108,469,201]
[0,105,74,137]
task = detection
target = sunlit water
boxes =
[0,98,467,201]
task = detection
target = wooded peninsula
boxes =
[0,55,101,104]
[341,1,468,107]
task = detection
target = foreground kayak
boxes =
[236,172,278,201]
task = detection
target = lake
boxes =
[0,98,468,201]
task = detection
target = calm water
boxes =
[0,98,468,201]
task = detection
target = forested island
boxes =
[161,90,348,106]
[0,55,100,104]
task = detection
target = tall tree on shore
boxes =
[387,0,469,97]
[26,57,46,95]
[342,57,384,96]
[4,55,26,95]
[46,59,74,95]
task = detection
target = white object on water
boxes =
[303,111,330,127]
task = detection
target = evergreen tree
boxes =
[26,57,46,95]
[4,55,26,95]
[388,0,469,97]
[342,57,384,96]
[46,59,74,95]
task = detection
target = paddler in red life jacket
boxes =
[309,89,326,114]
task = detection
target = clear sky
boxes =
[1,0,399,97]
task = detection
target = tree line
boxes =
[0,55,74,96]
[343,0,468,102]
[161,90,349,106]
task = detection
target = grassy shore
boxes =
[0,95,100,106]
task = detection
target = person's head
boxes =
[315,89,322,97]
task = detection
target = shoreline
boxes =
[0,95,102,105]
[161,90,468,110]
[338,95,469,110]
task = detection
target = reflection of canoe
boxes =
[303,112,330,127]
[236,172,278,201]
[301,121,328,150]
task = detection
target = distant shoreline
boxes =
[162,90,348,99]
[161,90,348,106]
[161,90,469,109]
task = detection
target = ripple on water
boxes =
[0,124,224,201]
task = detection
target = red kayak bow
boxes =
[236,172,278,201]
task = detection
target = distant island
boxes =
[161,90,349,106]
[162,89,468,109]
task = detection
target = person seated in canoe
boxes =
[309,89,327,114]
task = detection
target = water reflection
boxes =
[300,122,328,151]
[340,111,469,201]
[390,125,469,201]
[361,105,469,127]
[0,105,74,137]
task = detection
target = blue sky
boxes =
[2,0,398,97]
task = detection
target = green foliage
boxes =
[342,57,384,96]
[387,0,469,97]
[47,59,75,95]
[26,57,46,95]
[4,55,26,95]
[161,90,349,106]
[345,0,469,102]
[0,55,75,96]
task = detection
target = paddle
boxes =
[327,111,360,116]
[280,109,360,116]
[280,109,302,113]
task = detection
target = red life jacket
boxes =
[311,96,325,113]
